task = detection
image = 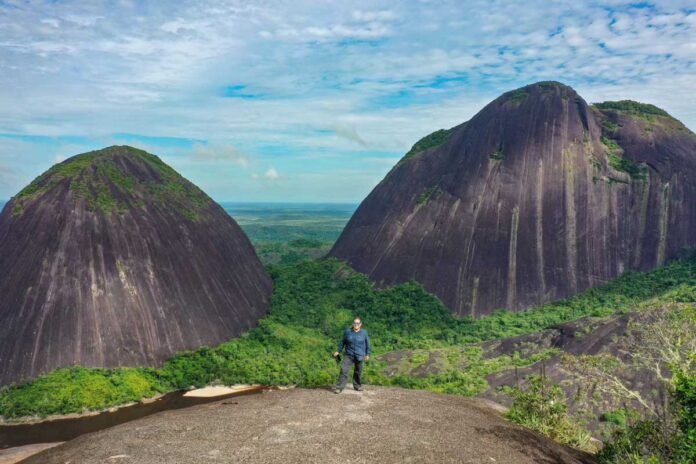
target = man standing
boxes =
[333,316,371,393]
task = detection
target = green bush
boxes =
[416,186,440,206]
[601,119,620,132]
[0,367,169,419]
[601,408,640,427]
[608,153,647,180]
[490,150,505,161]
[401,128,454,162]
[504,375,595,451]
[601,136,622,152]
[598,369,696,463]
[1,256,694,420]
[594,101,671,119]
[672,370,696,462]
[504,88,528,105]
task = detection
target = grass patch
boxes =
[490,149,506,161]
[10,146,212,220]
[401,128,454,162]
[504,88,528,105]
[594,100,672,120]
[601,136,647,180]
[608,153,648,180]
[601,136,622,153]
[416,186,440,206]
[601,119,620,132]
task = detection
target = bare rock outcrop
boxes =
[0,146,272,386]
[331,82,696,316]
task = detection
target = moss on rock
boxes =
[12,145,213,220]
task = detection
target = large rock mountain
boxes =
[0,146,272,386]
[331,82,696,317]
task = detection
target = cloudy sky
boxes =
[0,0,695,202]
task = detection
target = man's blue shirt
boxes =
[338,328,371,361]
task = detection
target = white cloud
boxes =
[264,167,280,180]
[1,0,695,202]
[191,143,250,167]
[40,18,60,28]
[251,167,281,181]
[332,125,368,148]
[352,10,396,22]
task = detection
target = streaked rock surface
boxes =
[0,146,272,386]
[331,82,696,316]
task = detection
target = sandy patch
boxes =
[183,384,263,398]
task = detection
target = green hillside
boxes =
[1,256,694,420]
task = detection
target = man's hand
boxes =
[365,355,370,361]
[333,351,340,357]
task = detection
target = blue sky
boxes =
[0,0,695,202]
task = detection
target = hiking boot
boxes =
[354,386,363,391]
[333,388,343,394]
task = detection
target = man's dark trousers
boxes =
[337,354,364,390]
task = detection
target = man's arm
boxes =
[336,329,348,354]
[365,330,371,357]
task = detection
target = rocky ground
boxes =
[21,386,594,464]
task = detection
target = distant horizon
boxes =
[0,199,359,206]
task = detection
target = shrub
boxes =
[503,374,595,452]
[416,186,440,206]
[504,89,528,105]
[594,101,671,119]
[608,153,647,180]
[601,136,622,152]
[489,150,505,161]
[401,128,454,162]
[598,369,696,463]
[1,256,694,420]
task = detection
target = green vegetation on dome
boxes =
[600,118,620,132]
[533,81,575,99]
[594,100,672,119]
[600,136,647,180]
[535,81,571,89]
[401,128,455,163]
[504,88,528,105]
[600,136,621,153]
[499,82,574,107]
[489,149,506,161]
[11,146,212,221]
[607,153,647,181]
[416,186,440,206]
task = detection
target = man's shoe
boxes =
[354,386,363,391]
[333,388,343,394]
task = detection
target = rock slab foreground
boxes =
[23,386,595,464]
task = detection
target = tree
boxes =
[562,303,696,420]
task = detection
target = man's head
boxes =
[352,316,362,331]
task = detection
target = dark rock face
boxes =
[331,82,696,316]
[0,146,272,386]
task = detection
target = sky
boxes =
[0,0,695,203]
